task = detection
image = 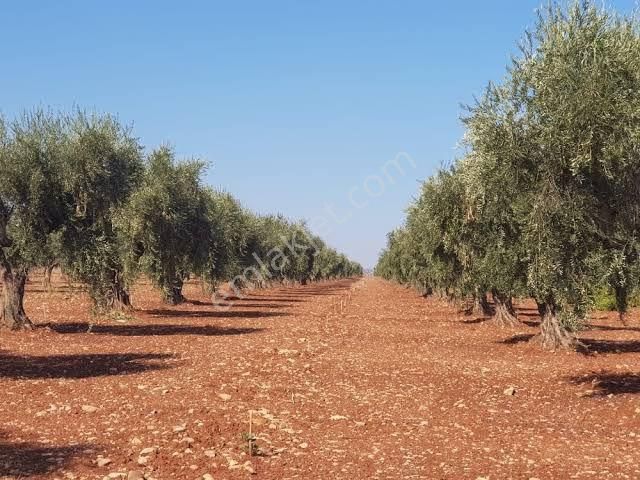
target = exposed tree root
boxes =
[537,310,579,350]
[491,291,519,327]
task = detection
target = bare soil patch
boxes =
[1,274,639,479]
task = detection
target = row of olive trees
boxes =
[376,1,640,349]
[0,110,362,330]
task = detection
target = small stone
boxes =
[298,442,308,449]
[218,393,232,401]
[97,457,112,467]
[107,473,123,479]
[139,447,156,456]
[204,450,216,458]
[330,415,348,420]
[127,471,145,480]
[82,405,98,413]
[137,456,148,465]
[578,390,595,397]
[503,386,516,396]
[173,425,186,433]
[203,475,214,480]
[130,437,142,446]
[252,417,266,426]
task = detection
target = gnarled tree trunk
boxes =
[465,288,493,316]
[1,265,33,330]
[43,262,58,292]
[162,280,185,306]
[614,284,628,325]
[491,289,519,327]
[104,270,132,311]
[538,301,576,350]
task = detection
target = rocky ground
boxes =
[0,273,639,479]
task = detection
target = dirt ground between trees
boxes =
[0,273,639,480]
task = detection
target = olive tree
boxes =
[0,111,67,329]
[60,111,144,311]
[503,2,640,347]
[459,81,532,326]
[198,190,250,292]
[118,146,210,304]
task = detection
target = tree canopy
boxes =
[376,0,640,349]
[0,110,362,328]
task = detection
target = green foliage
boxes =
[593,286,618,312]
[0,110,68,271]
[1,107,361,323]
[118,146,210,304]
[0,110,68,326]
[377,1,640,347]
[225,212,361,292]
[199,190,250,289]
[59,111,144,310]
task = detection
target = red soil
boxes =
[1,274,639,479]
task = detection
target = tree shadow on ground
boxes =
[0,351,173,380]
[567,372,640,395]
[462,317,492,324]
[499,333,536,344]
[45,323,264,337]
[145,309,287,319]
[283,289,351,296]
[184,299,210,306]
[221,296,305,303]
[0,431,89,477]
[585,323,640,333]
[578,338,640,354]
[520,319,540,327]
[205,303,290,309]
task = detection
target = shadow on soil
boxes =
[462,317,492,325]
[567,372,640,396]
[578,338,640,354]
[44,323,264,337]
[585,323,640,333]
[0,431,89,477]
[219,296,305,303]
[145,309,287,319]
[499,333,536,344]
[181,303,290,309]
[0,352,173,379]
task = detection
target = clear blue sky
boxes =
[0,1,633,268]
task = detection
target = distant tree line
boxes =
[376,1,640,349]
[0,111,362,329]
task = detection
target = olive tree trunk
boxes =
[103,270,132,311]
[0,265,33,330]
[538,301,576,350]
[491,289,519,327]
[465,288,493,316]
[162,280,185,305]
[614,284,628,325]
[43,262,58,292]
